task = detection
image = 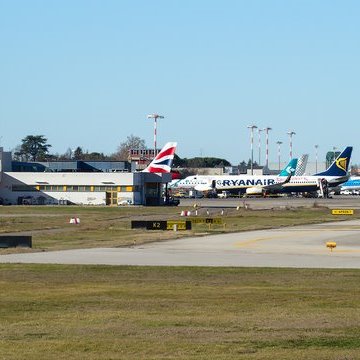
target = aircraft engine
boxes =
[245,187,264,196]
[194,184,213,192]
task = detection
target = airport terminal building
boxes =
[0,149,171,206]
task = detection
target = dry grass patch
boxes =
[0,265,359,359]
[0,206,359,251]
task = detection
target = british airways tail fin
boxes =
[315,146,353,177]
[278,158,298,176]
[142,142,177,173]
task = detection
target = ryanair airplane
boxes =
[276,146,352,197]
[170,146,352,197]
[169,158,298,196]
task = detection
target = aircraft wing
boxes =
[261,173,293,193]
[327,174,350,187]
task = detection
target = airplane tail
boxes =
[315,146,353,177]
[295,154,308,176]
[278,158,298,176]
[142,142,177,173]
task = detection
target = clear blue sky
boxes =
[1,0,359,166]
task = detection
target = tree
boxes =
[14,135,52,161]
[73,147,84,160]
[113,135,146,160]
[83,152,107,161]
[172,154,186,167]
[238,161,247,174]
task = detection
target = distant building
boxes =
[129,148,158,170]
[12,160,135,173]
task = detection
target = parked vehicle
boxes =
[218,191,230,199]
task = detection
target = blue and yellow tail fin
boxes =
[315,146,352,177]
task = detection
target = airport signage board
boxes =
[166,221,191,230]
[131,220,191,230]
[189,218,223,224]
[0,236,32,248]
[331,209,354,215]
[146,221,168,230]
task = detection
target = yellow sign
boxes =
[326,241,337,248]
[332,209,354,215]
[166,221,187,230]
[326,241,337,252]
[189,218,223,224]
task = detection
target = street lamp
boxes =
[276,141,283,171]
[257,128,263,166]
[147,113,164,158]
[314,145,319,173]
[262,127,272,169]
[247,125,257,175]
[287,131,296,160]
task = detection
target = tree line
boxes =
[12,134,233,168]
[16,134,354,172]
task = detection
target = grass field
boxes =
[1,206,359,359]
[1,205,358,252]
[0,264,359,359]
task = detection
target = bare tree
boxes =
[113,135,146,160]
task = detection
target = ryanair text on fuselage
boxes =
[216,178,276,187]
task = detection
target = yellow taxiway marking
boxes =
[294,229,360,232]
[233,230,360,253]
[233,233,305,248]
[331,249,360,253]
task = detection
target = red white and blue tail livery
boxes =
[142,142,177,173]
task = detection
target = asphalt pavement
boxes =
[1,219,360,268]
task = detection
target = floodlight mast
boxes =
[247,125,257,175]
[262,127,272,168]
[287,131,296,160]
[257,128,263,165]
[276,141,283,171]
[147,114,164,158]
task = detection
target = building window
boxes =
[13,184,138,193]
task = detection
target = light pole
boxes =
[257,128,263,166]
[287,131,296,160]
[147,113,164,158]
[276,141,283,171]
[262,127,272,169]
[247,125,257,175]
[315,144,319,173]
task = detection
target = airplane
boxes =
[337,176,360,194]
[142,142,177,173]
[169,158,298,196]
[265,146,353,197]
[295,154,309,176]
[169,146,352,198]
[240,147,352,197]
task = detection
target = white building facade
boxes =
[0,149,170,206]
